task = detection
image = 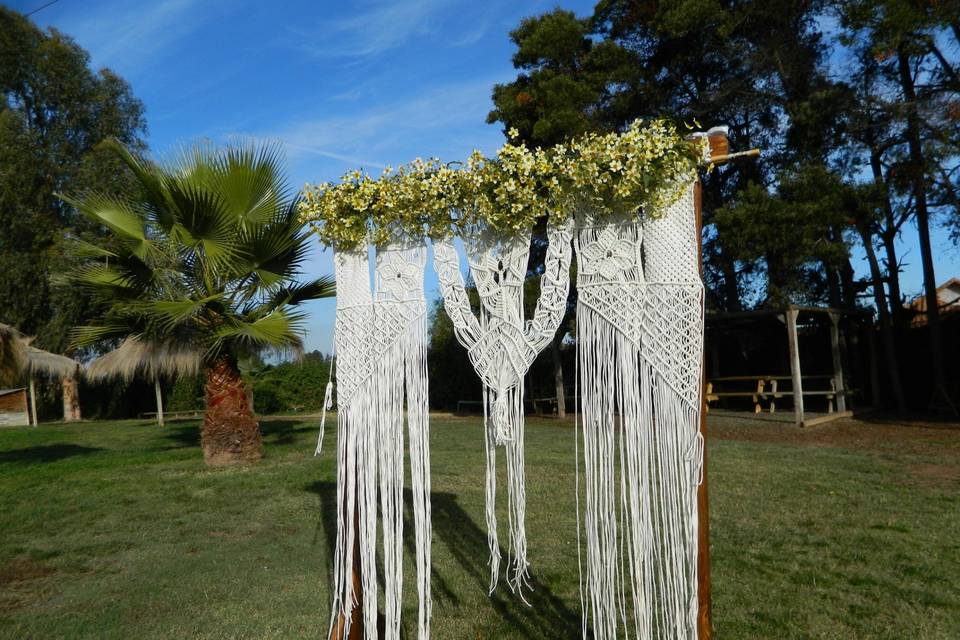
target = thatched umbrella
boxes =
[1,325,83,425]
[24,346,83,424]
[0,324,27,388]
[86,337,201,426]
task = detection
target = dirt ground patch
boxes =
[708,412,960,458]
[0,557,55,588]
[0,557,57,612]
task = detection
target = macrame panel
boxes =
[328,247,378,640]
[372,238,431,640]
[328,240,432,640]
[575,182,704,640]
[433,218,573,594]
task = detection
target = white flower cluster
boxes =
[299,119,704,249]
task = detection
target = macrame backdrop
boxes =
[329,236,432,640]
[574,181,704,639]
[433,218,573,595]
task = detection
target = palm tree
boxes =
[61,140,334,464]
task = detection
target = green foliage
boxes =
[62,140,335,369]
[714,165,855,307]
[0,8,146,352]
[248,352,333,414]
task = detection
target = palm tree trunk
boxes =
[201,356,263,464]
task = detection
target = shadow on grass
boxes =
[0,444,103,464]
[305,481,580,638]
[259,419,313,446]
[163,419,312,450]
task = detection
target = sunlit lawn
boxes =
[0,413,958,638]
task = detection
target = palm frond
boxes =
[262,276,336,312]
[211,307,306,354]
[58,192,153,260]
[99,138,176,232]
[71,324,138,349]
[213,142,292,228]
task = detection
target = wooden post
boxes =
[785,308,804,427]
[29,377,38,427]
[62,370,82,422]
[155,378,165,427]
[694,176,713,639]
[329,484,364,640]
[828,313,846,413]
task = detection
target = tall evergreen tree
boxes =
[0,8,146,352]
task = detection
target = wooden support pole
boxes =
[29,377,38,427]
[329,481,364,640]
[786,308,805,427]
[829,313,846,413]
[154,378,165,427]
[694,177,713,640]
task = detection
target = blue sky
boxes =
[12,0,960,352]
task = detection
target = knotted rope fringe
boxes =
[327,239,432,640]
[574,183,704,639]
[433,218,573,595]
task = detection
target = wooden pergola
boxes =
[705,306,874,427]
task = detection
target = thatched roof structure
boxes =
[86,337,202,383]
[0,324,27,386]
[25,346,81,380]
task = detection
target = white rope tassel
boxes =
[433,218,573,596]
[327,247,377,640]
[314,380,334,456]
[574,181,704,639]
[373,239,431,640]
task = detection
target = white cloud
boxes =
[293,0,453,59]
[262,77,506,175]
[54,0,223,77]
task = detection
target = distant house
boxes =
[905,278,960,326]
[0,388,29,427]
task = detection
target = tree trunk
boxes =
[869,147,906,329]
[897,47,945,389]
[857,223,906,412]
[201,357,263,465]
[62,372,81,422]
[550,334,566,419]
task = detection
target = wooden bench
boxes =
[762,376,845,414]
[705,376,767,413]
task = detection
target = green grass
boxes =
[0,415,958,639]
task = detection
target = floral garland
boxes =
[299,119,705,249]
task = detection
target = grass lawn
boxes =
[0,412,958,639]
